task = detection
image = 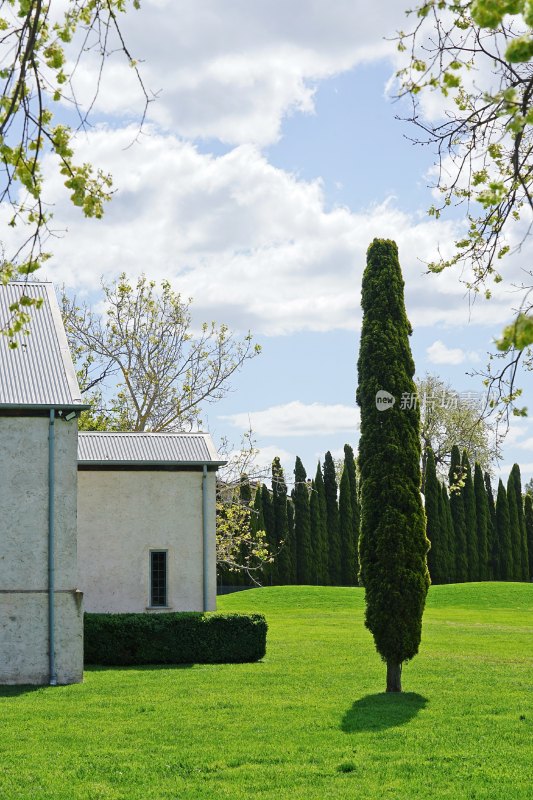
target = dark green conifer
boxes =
[425,448,445,584]
[343,444,360,577]
[440,482,455,583]
[509,464,528,581]
[251,484,265,536]
[272,457,291,584]
[339,467,356,585]
[261,483,276,585]
[484,472,497,579]
[461,451,478,581]
[449,446,468,582]
[293,457,312,584]
[496,480,513,580]
[313,463,329,584]
[287,497,297,584]
[357,238,429,692]
[473,462,489,581]
[506,471,521,580]
[524,493,533,581]
[323,451,342,585]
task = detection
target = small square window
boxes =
[150,550,167,607]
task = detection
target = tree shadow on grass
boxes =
[341,692,428,733]
[0,685,44,698]
[84,663,194,673]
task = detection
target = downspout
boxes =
[48,409,57,686]
[202,464,209,611]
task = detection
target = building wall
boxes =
[0,416,83,684]
[77,469,217,613]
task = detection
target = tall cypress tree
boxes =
[272,457,291,584]
[496,480,513,580]
[293,457,312,584]
[261,483,276,585]
[440,481,455,583]
[484,472,497,580]
[506,471,521,580]
[461,451,478,581]
[509,464,528,581]
[449,446,468,582]
[524,493,533,581]
[287,497,297,584]
[339,467,356,585]
[323,451,342,586]
[343,444,360,577]
[425,448,446,584]
[473,462,489,581]
[357,238,429,692]
[313,463,329,585]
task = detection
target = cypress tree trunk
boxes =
[496,480,512,580]
[386,660,402,693]
[474,462,489,581]
[525,493,533,581]
[449,446,468,582]
[357,239,429,693]
[323,451,342,585]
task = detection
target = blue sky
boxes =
[29,0,532,488]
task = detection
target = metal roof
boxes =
[78,432,226,466]
[0,282,86,409]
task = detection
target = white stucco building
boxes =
[0,283,87,685]
[77,432,225,614]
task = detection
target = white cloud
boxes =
[65,0,405,146]
[220,401,360,437]
[426,340,480,366]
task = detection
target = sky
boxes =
[21,0,533,487]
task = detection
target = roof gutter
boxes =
[48,409,57,686]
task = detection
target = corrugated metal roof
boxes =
[78,432,226,465]
[0,282,85,408]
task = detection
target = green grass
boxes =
[1,583,532,799]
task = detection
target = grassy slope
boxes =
[1,583,532,800]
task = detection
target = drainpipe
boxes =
[202,464,209,611]
[48,409,57,686]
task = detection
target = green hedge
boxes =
[84,611,267,666]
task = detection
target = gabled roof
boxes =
[0,282,86,410]
[78,432,226,467]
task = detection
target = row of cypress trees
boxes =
[219,444,361,587]
[424,445,533,583]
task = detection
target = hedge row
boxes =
[84,611,267,666]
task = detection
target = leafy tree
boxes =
[496,480,513,580]
[449,445,468,582]
[418,374,499,479]
[293,457,312,584]
[506,471,522,580]
[461,451,479,581]
[215,501,270,587]
[63,275,260,432]
[474,462,490,580]
[338,467,356,586]
[272,457,291,585]
[310,464,329,585]
[525,493,533,580]
[323,451,341,586]
[485,472,498,579]
[525,478,533,497]
[397,1,533,409]
[0,0,146,337]
[357,238,429,692]
[425,448,447,584]
[343,444,360,578]
[509,463,529,580]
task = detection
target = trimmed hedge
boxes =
[84,611,267,666]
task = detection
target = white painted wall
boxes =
[77,469,217,613]
[0,416,83,684]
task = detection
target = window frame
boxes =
[149,549,168,608]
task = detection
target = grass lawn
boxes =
[1,583,532,799]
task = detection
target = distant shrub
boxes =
[84,612,267,666]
